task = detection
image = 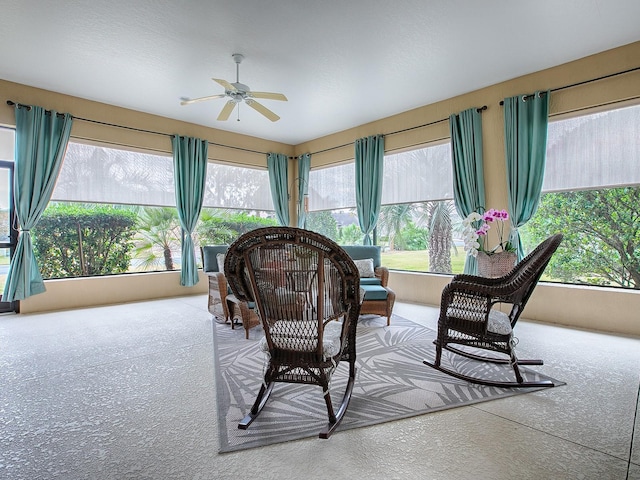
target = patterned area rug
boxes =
[213,314,563,453]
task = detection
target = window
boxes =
[521,103,640,289]
[379,143,462,274]
[34,142,275,279]
[306,163,357,243]
[0,128,15,294]
[306,142,464,274]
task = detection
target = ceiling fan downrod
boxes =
[232,53,244,84]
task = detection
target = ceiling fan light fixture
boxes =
[180,53,287,122]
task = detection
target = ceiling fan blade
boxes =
[245,99,280,122]
[249,91,288,101]
[217,100,236,121]
[180,94,226,106]
[212,78,236,91]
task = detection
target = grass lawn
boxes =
[381,248,466,274]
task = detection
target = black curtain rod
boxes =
[6,100,68,118]
[6,100,270,156]
[307,105,487,157]
[498,65,640,106]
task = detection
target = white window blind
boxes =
[308,143,453,212]
[202,163,273,211]
[381,143,453,205]
[544,103,640,192]
[308,162,356,211]
[53,142,274,211]
[52,143,176,206]
[0,127,14,161]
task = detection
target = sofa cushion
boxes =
[216,253,226,273]
[353,258,375,278]
[342,245,382,269]
[202,245,229,272]
[360,284,389,301]
[360,277,382,286]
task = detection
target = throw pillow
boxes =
[353,258,375,278]
[216,253,226,273]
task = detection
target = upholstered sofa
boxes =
[202,243,395,335]
[342,245,395,326]
[201,245,260,339]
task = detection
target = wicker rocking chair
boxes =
[424,234,563,388]
[225,227,362,438]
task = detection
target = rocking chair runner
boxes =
[424,234,563,388]
[224,227,362,439]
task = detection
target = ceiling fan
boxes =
[180,53,287,122]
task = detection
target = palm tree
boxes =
[196,208,240,245]
[377,204,414,250]
[424,200,454,273]
[133,207,181,271]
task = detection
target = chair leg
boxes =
[424,340,554,388]
[319,363,356,439]
[433,338,443,367]
[238,376,275,430]
[443,344,544,366]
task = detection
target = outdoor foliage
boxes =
[378,204,414,250]
[523,187,640,289]
[426,201,453,273]
[336,224,362,245]
[33,204,137,278]
[305,210,339,241]
[132,207,181,271]
[196,209,277,245]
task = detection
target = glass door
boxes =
[0,160,17,313]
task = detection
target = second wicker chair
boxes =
[224,227,362,438]
[424,234,563,388]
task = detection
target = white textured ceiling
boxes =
[1,0,639,145]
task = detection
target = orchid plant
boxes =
[462,208,515,257]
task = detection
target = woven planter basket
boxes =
[477,251,517,278]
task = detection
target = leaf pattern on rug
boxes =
[212,314,563,452]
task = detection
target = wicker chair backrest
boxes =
[504,234,563,306]
[225,227,361,358]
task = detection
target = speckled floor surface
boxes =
[1,295,638,480]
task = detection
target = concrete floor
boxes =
[1,295,639,480]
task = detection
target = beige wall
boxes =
[296,41,640,337]
[19,271,209,313]
[0,79,293,313]
[2,42,640,336]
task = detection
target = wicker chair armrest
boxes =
[374,266,389,287]
[448,277,524,302]
[206,271,231,321]
[207,271,228,295]
[444,280,493,298]
[452,273,505,285]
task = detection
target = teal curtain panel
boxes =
[3,104,73,302]
[172,135,208,286]
[355,135,384,245]
[504,91,550,259]
[449,107,485,274]
[297,153,310,228]
[267,153,290,226]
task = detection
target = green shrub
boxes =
[33,204,138,278]
[196,209,277,245]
